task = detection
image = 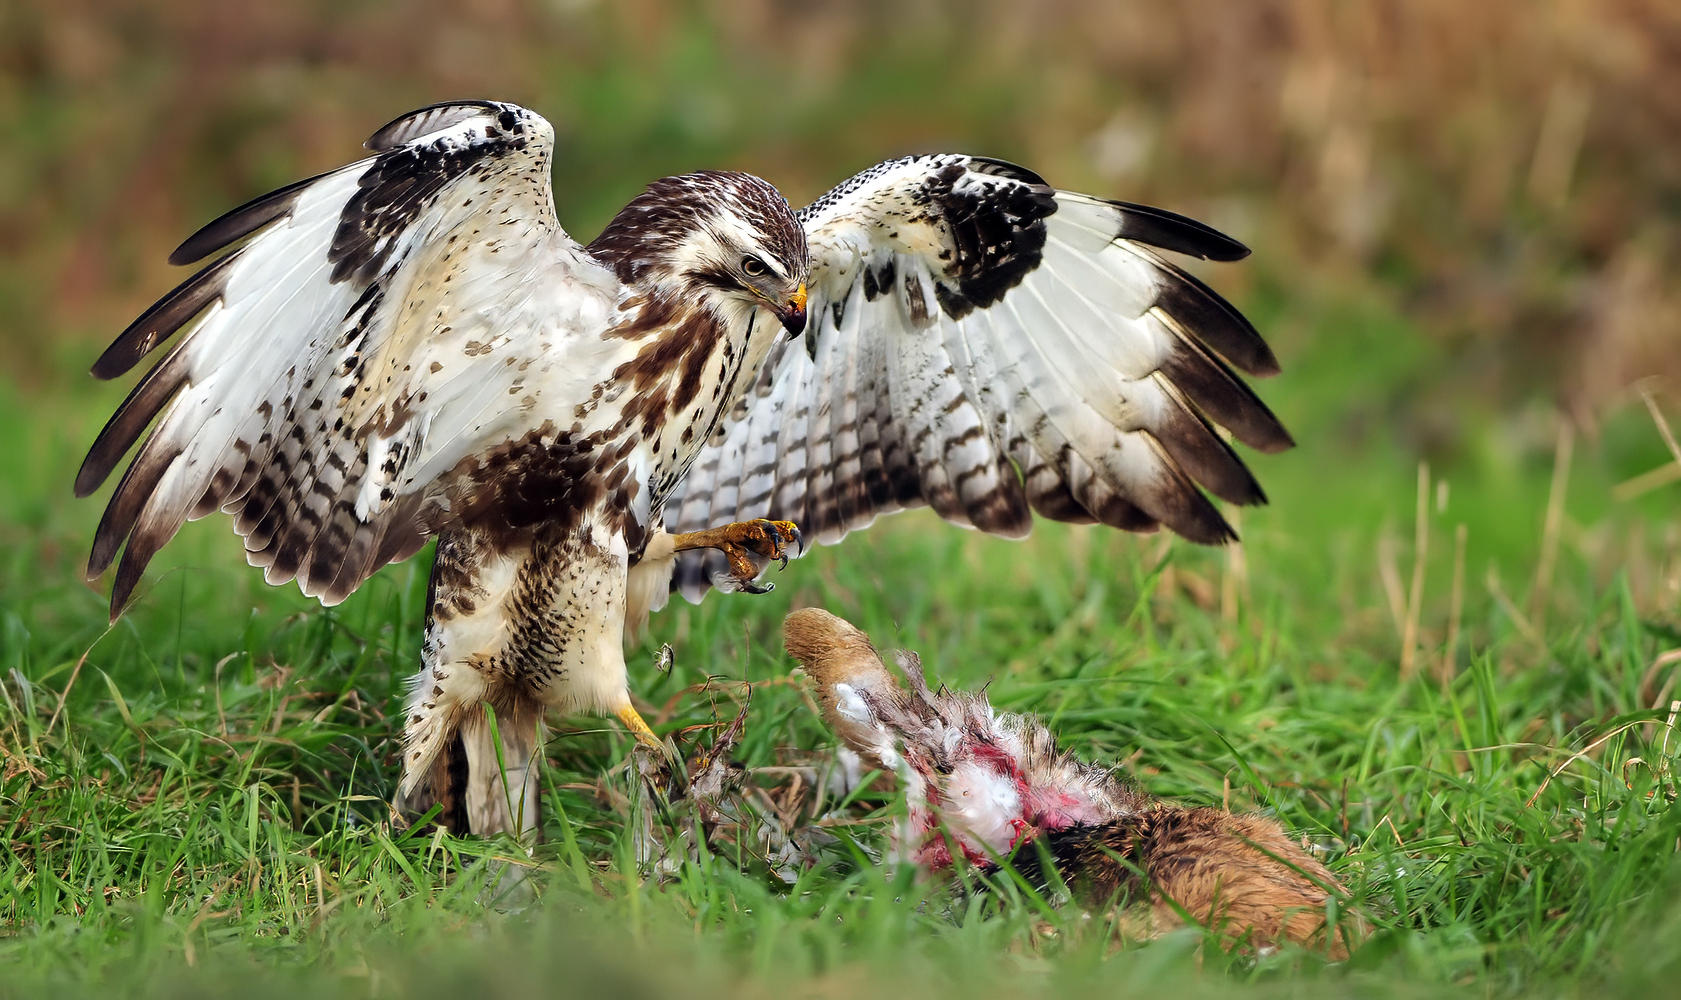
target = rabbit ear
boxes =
[783,609,904,766]
[783,609,891,690]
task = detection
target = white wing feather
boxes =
[79,101,630,614]
[666,155,1291,600]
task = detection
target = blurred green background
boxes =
[5,2,1681,996]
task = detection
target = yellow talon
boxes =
[669,518,804,590]
[616,704,666,752]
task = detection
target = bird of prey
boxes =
[77,100,1291,839]
[784,609,1355,956]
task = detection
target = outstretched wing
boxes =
[665,154,1290,599]
[78,101,624,617]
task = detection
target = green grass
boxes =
[5,280,1681,1000]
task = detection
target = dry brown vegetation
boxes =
[3,0,1678,411]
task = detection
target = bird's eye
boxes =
[741,255,768,277]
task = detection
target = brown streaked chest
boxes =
[440,421,639,541]
[434,299,759,551]
[603,297,760,506]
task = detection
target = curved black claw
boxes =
[741,519,801,572]
[691,519,803,592]
[770,521,803,570]
[739,578,775,595]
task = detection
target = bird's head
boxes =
[589,170,809,337]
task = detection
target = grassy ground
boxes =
[6,4,1681,996]
[4,270,1681,999]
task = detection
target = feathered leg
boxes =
[396,531,545,839]
[394,727,471,834]
[397,525,671,837]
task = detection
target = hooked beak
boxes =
[774,282,808,338]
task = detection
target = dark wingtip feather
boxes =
[73,462,104,501]
[1088,492,1161,533]
[1262,424,1296,453]
[366,100,502,152]
[1164,498,1238,546]
[109,494,197,620]
[92,251,240,380]
[100,571,125,622]
[1151,396,1270,507]
[76,346,190,498]
[167,174,316,266]
[1153,262,1281,378]
[963,156,1050,187]
[109,541,148,622]
[1160,338,1295,455]
[86,442,182,578]
[1109,199,1251,262]
[103,503,165,618]
[1133,460,1236,546]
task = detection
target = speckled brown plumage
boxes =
[78,102,812,839]
[588,171,808,288]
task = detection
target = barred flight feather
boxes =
[83,103,1290,650]
[666,153,1291,597]
[79,102,635,618]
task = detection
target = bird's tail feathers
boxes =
[395,726,471,834]
[395,698,545,841]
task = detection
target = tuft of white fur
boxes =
[945,760,1025,855]
[803,637,1143,868]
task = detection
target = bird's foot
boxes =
[670,519,803,592]
[616,703,669,754]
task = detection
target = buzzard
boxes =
[77,101,1291,838]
